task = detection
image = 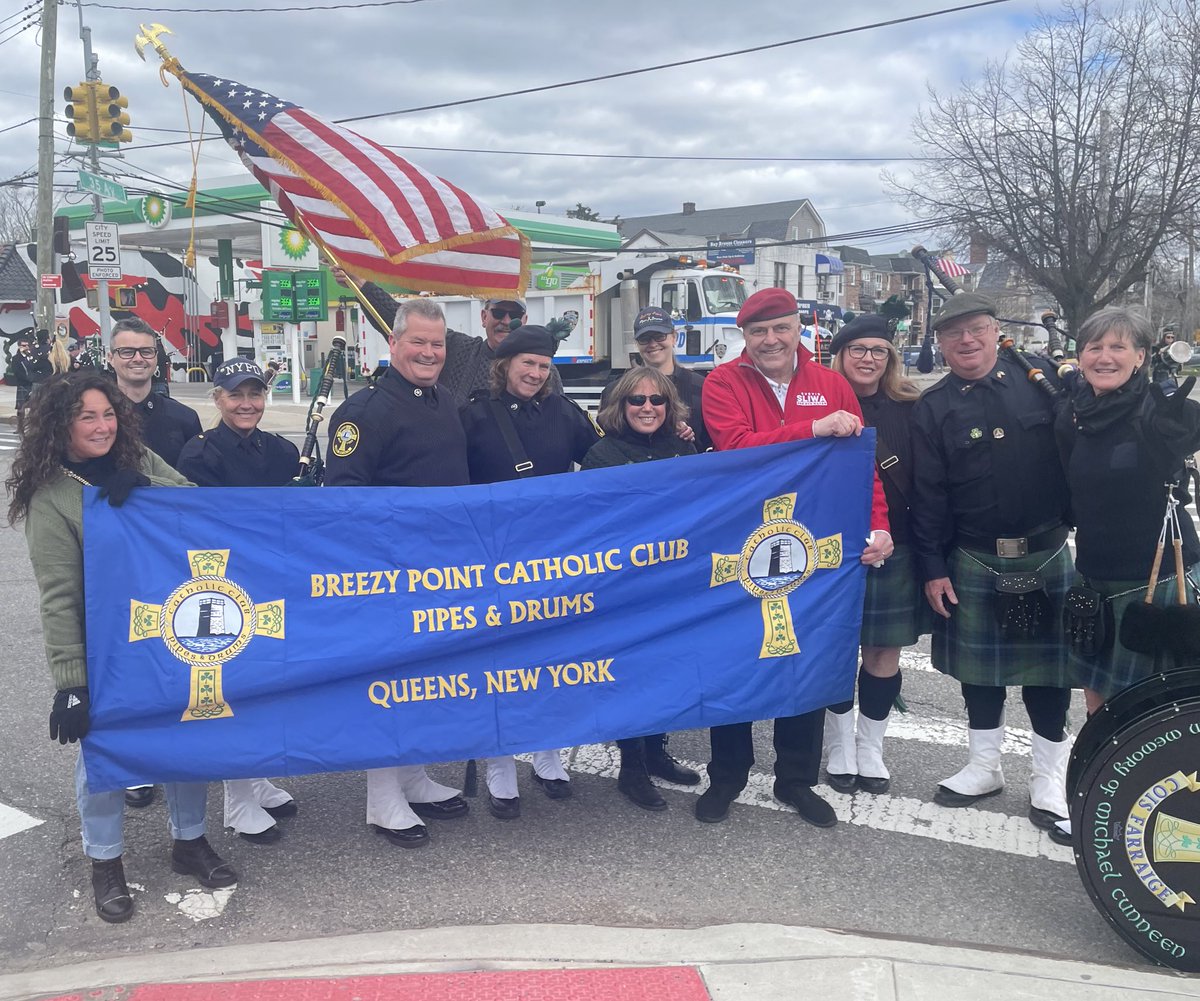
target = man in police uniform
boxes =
[108,318,201,470]
[324,297,470,847]
[698,287,893,828]
[333,267,564,405]
[910,292,1073,833]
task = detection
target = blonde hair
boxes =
[832,340,921,402]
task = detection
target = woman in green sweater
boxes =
[6,372,237,924]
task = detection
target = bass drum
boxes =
[1068,669,1200,971]
[1066,669,1200,801]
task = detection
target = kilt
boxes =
[861,543,932,648]
[931,542,1073,688]
[1068,566,1200,699]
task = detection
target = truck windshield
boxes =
[702,275,747,313]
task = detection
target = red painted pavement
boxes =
[43,966,710,1000]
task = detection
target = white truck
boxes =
[352,254,751,381]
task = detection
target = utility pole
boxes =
[34,0,58,333]
[77,5,114,350]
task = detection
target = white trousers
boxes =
[223,777,293,835]
[483,749,569,797]
[365,765,460,831]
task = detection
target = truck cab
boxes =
[650,267,748,368]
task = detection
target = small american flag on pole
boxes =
[935,258,970,278]
[172,70,530,298]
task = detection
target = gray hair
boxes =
[111,317,159,340]
[1075,307,1154,354]
[392,298,446,338]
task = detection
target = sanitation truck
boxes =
[351,254,750,381]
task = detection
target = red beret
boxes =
[736,288,799,328]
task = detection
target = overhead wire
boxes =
[80,0,435,10]
[336,0,1013,122]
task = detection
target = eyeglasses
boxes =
[636,331,671,344]
[625,394,666,407]
[845,344,889,361]
[111,346,157,360]
[490,307,523,321]
[937,322,994,343]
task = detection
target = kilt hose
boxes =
[931,542,1073,688]
[1068,566,1200,699]
[861,543,933,648]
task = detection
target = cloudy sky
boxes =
[1,0,1045,250]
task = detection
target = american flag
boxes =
[935,258,970,278]
[174,71,530,298]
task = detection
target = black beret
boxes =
[495,324,558,359]
[829,314,893,356]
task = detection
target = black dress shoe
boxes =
[644,747,701,786]
[91,857,134,924]
[234,824,281,845]
[371,823,429,848]
[856,774,890,795]
[534,775,573,800]
[488,794,521,820]
[263,800,298,820]
[410,795,469,820]
[694,785,737,823]
[1029,806,1066,831]
[617,766,667,812]
[825,771,858,794]
[774,784,838,828]
[170,835,238,888]
[124,786,155,809]
[1048,822,1074,847]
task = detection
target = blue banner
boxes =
[80,436,875,792]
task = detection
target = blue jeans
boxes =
[75,754,209,860]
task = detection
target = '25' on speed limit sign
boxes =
[84,221,123,281]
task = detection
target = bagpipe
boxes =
[293,335,347,486]
[910,245,1063,402]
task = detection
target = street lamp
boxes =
[535,200,546,214]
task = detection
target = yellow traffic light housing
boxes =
[63,82,98,144]
[95,84,132,143]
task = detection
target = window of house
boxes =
[774,262,787,288]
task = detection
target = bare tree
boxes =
[894,0,1200,334]
[0,184,40,246]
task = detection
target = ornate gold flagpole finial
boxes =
[134,23,175,64]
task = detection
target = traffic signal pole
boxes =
[34,0,58,334]
[77,6,113,350]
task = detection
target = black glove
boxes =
[97,469,151,507]
[49,687,90,744]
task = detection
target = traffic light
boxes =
[95,84,131,143]
[116,287,137,308]
[64,82,98,143]
[52,216,70,256]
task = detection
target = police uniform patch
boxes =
[332,421,360,457]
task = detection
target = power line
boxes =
[337,0,1013,123]
[0,116,37,136]
[80,0,434,10]
[380,143,924,164]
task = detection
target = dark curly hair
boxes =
[6,371,144,524]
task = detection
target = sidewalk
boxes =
[2,923,1197,1001]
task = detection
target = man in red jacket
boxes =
[698,287,892,828]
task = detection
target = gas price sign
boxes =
[263,270,327,323]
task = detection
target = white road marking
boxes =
[0,802,42,840]
[540,743,1074,865]
[164,886,236,922]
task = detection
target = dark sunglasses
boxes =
[625,393,666,407]
[636,331,671,344]
[489,307,523,321]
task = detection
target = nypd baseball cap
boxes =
[214,358,268,390]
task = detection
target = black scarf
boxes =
[62,451,120,489]
[1069,367,1148,436]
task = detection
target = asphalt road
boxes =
[0,440,1148,979]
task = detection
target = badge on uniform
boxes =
[969,427,983,440]
[992,428,1005,439]
[332,422,360,457]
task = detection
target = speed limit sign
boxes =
[85,221,123,281]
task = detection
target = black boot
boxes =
[91,856,134,923]
[171,835,238,888]
[643,735,701,786]
[617,744,667,811]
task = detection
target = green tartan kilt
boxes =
[861,544,933,648]
[931,543,1073,687]
[1068,567,1200,699]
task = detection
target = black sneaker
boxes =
[774,784,837,828]
[171,835,238,888]
[91,856,134,923]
